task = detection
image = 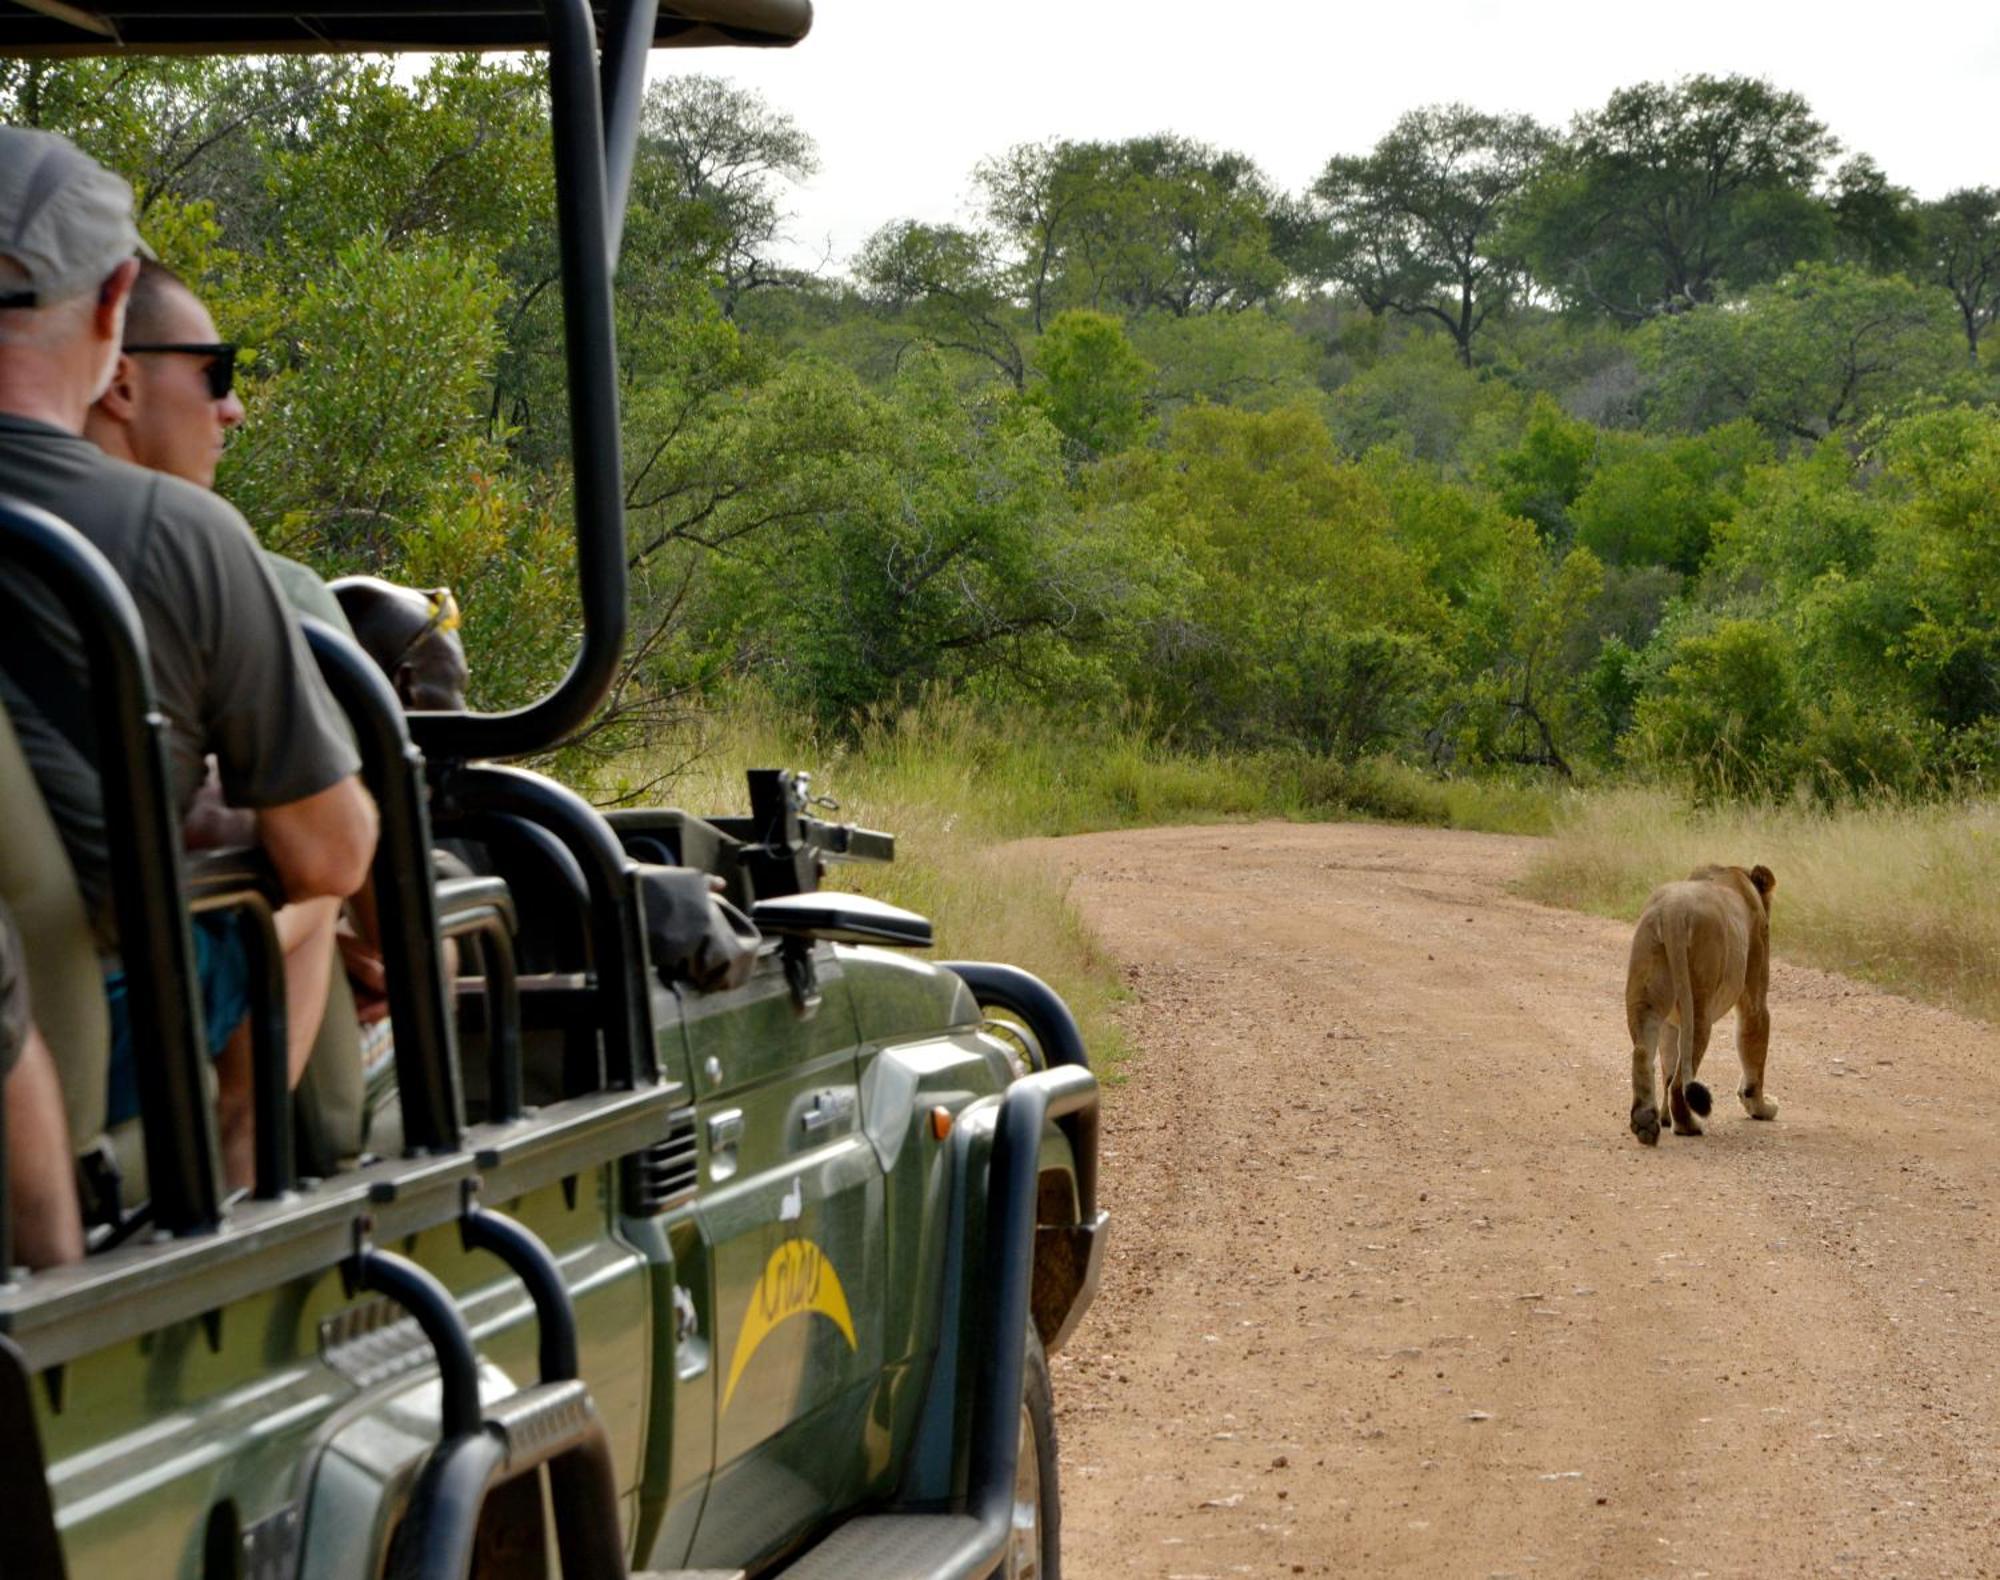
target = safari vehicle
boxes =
[0,3,1105,1576]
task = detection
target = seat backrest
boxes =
[0,701,108,1148]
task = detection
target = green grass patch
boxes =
[593,691,1572,1070]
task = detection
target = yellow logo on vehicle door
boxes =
[721,1237,858,1410]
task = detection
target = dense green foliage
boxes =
[8,57,1999,802]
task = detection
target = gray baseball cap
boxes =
[0,127,153,310]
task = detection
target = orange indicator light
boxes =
[929,1106,954,1141]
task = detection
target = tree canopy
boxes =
[1515,74,1838,319]
[7,56,1997,806]
[1310,105,1549,365]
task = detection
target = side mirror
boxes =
[749,892,933,950]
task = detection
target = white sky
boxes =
[657,0,2000,274]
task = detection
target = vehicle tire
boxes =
[1009,1332,1062,1580]
[984,1009,1048,1076]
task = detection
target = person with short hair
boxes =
[0,127,378,1188]
[82,262,467,1167]
[82,258,368,1089]
[83,258,243,491]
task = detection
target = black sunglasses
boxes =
[122,341,238,401]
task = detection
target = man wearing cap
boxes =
[0,127,377,1188]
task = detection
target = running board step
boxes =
[776,1514,996,1579]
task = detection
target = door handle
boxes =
[799,1091,855,1136]
[707,1108,743,1182]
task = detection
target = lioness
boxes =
[1625,863,1777,1146]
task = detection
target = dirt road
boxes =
[1029,822,1999,1580]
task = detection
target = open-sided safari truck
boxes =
[0,3,1106,1575]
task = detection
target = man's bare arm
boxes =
[7,1029,84,1267]
[257,775,378,902]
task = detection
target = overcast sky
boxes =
[655,0,2000,274]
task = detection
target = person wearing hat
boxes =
[0,127,378,1190]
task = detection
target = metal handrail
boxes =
[408,0,626,763]
[301,620,464,1155]
[0,495,220,1236]
[436,763,654,1090]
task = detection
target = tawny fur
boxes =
[1624,864,1778,1146]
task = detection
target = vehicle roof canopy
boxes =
[0,0,809,56]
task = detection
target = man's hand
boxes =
[336,919,389,1025]
[181,758,257,850]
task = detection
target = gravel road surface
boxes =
[1030,822,1999,1579]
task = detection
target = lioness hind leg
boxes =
[1629,1008,1664,1146]
[1667,1016,1711,1136]
[1738,1005,1779,1121]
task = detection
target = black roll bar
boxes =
[599,0,660,268]
[0,1336,64,1579]
[385,1431,508,1580]
[461,1196,580,1383]
[436,882,524,1124]
[436,764,654,1089]
[0,497,221,1236]
[5,0,811,765]
[302,621,465,1155]
[185,869,294,1200]
[943,961,1098,1220]
[410,0,626,763]
[384,1382,626,1580]
[967,1066,1100,1546]
[350,1243,483,1438]
[393,1190,626,1580]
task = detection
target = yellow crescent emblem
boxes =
[721,1237,858,1410]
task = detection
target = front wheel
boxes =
[1009,1334,1062,1579]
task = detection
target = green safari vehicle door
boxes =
[681,943,886,1566]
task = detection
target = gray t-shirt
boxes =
[264,551,355,640]
[0,413,359,927]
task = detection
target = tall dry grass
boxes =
[594,691,1567,1072]
[601,695,1142,1070]
[615,697,2000,1037]
[1523,787,2000,1021]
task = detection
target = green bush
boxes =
[1630,619,1799,797]
[1792,692,1939,805]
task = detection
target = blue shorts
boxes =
[104,913,250,1127]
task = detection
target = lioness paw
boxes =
[1631,1105,1660,1146]
[1742,1091,1779,1121]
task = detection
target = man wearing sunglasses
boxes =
[0,129,377,1190]
[82,257,403,1172]
[85,260,242,491]
[85,264,475,1171]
